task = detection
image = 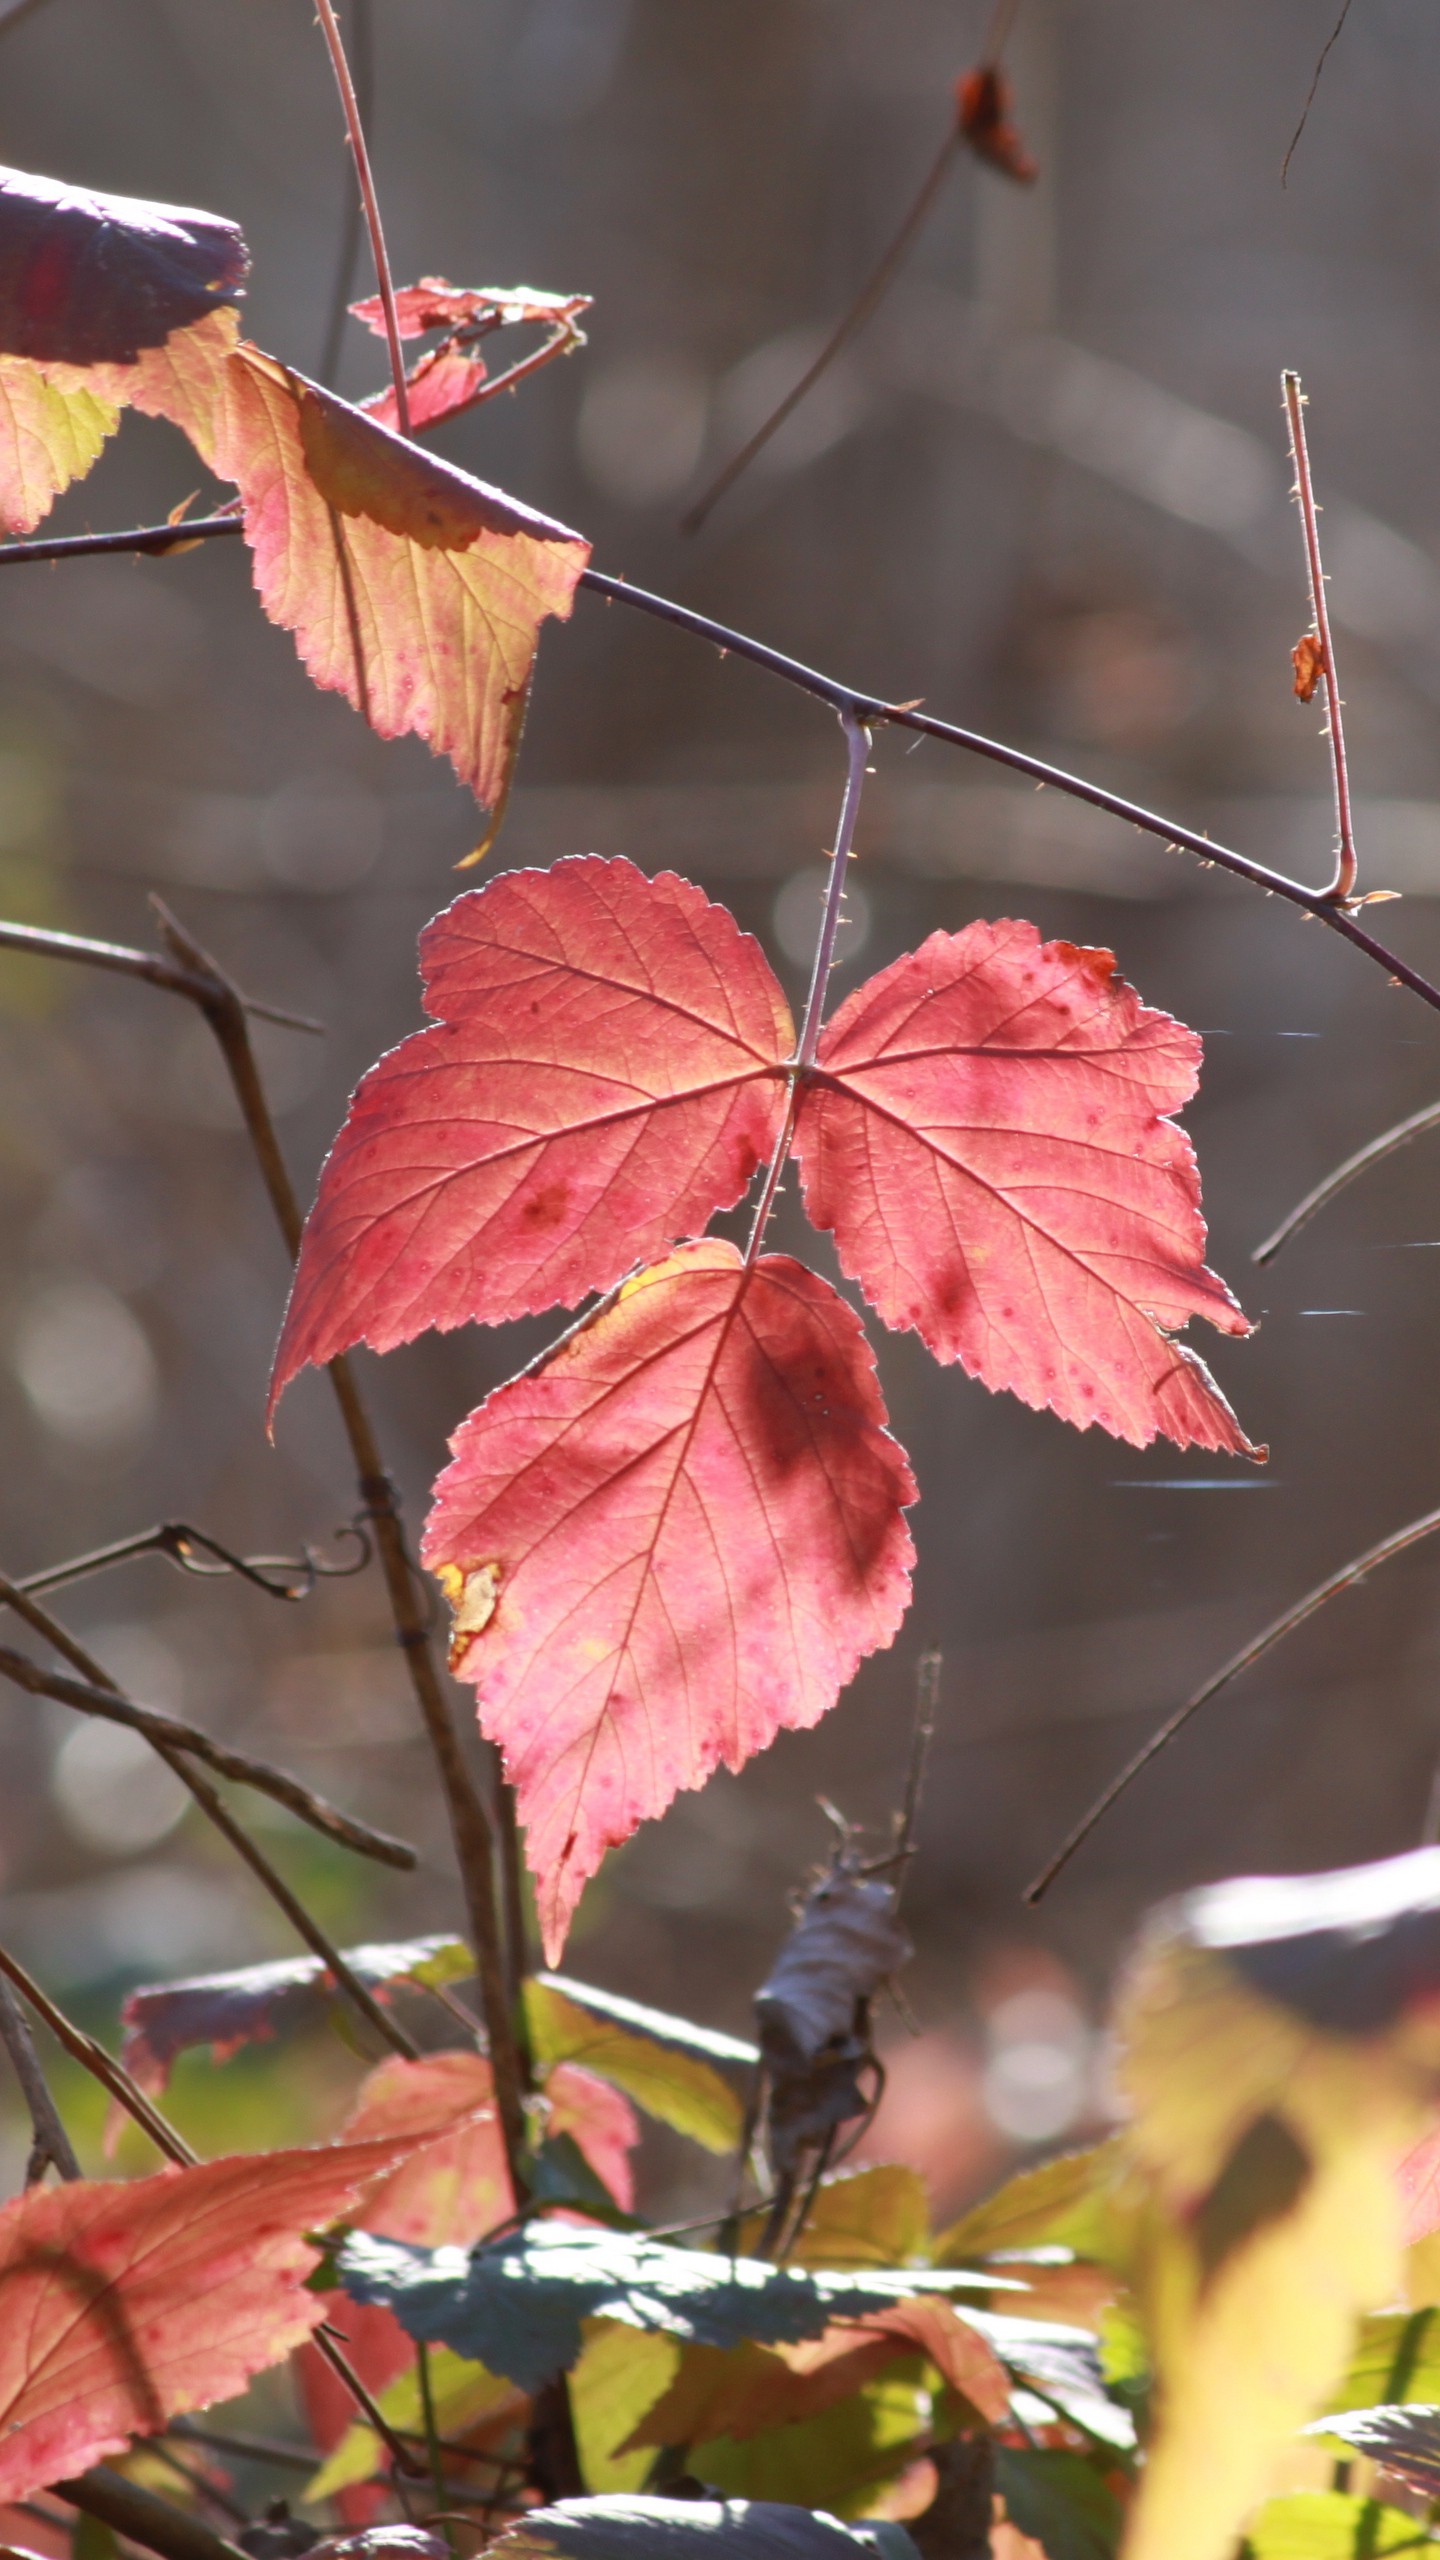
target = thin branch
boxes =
[168,2422,316,2474]
[0,906,319,1031]
[892,1649,941,1916]
[5,520,1440,1021]
[18,1516,370,1603]
[145,899,532,2188]
[1282,0,1356,186]
[0,1940,195,2163]
[56,2468,250,2560]
[745,711,871,1263]
[1252,1094,1440,1265]
[0,1585,418,2056]
[0,1634,416,1869]
[681,121,959,534]
[1024,1499,1440,1901]
[0,0,57,35]
[319,0,373,386]
[1284,370,1357,901]
[313,0,410,434]
[0,1976,81,2183]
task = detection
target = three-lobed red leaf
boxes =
[795,916,1257,1452]
[0,2138,426,2500]
[422,1239,917,1962]
[270,859,791,1410]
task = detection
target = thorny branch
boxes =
[1025,1497,1440,1901]
[4,514,1439,1021]
[1284,369,1358,902]
[312,0,410,433]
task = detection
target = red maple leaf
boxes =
[421,1240,917,1963]
[0,2139,426,2501]
[793,918,1258,1453]
[269,859,791,1411]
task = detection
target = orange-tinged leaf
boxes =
[794,917,1258,1453]
[1292,633,1326,703]
[135,326,588,810]
[422,1240,916,1963]
[624,2298,1008,2453]
[0,2138,424,2501]
[548,2063,640,2210]
[342,2052,514,2248]
[270,860,791,1413]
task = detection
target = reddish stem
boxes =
[313,0,411,435]
[1284,369,1357,902]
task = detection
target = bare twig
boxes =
[1253,1094,1440,1265]
[1025,1499,1440,1900]
[0,908,319,1030]
[0,1975,81,2183]
[1284,370,1357,900]
[1282,0,1356,186]
[0,0,56,36]
[18,1516,370,1603]
[56,2468,251,2560]
[681,121,959,534]
[313,0,410,433]
[745,712,871,1262]
[145,899,531,2187]
[0,1579,418,2057]
[3,523,1440,1013]
[892,1649,941,1916]
[0,1631,415,1868]
[319,0,374,386]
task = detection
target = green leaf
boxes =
[526,1979,747,2156]
[933,2143,1124,2265]
[1241,2494,1432,2559]
[491,2497,919,2560]
[736,2168,930,2270]
[570,2322,682,2492]
[1333,2311,1440,2414]
[994,2449,1124,2560]
[694,2366,929,2518]
[335,2226,1005,2391]
[306,2342,518,2498]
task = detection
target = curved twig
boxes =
[0,1638,416,1870]
[313,0,409,433]
[1025,1498,1440,1901]
[1253,1095,1440,1265]
[0,1976,80,2182]
[1284,370,1356,901]
[19,1518,371,1602]
[681,121,959,534]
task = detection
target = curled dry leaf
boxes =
[0,2137,430,2501]
[270,861,790,1413]
[119,1934,470,2093]
[353,280,591,436]
[795,917,1259,1454]
[757,1869,911,2185]
[955,68,1039,184]
[0,161,247,533]
[422,1241,916,1962]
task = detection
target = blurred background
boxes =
[1,0,1440,2218]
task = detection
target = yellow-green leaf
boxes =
[305,2342,520,2499]
[933,2142,1125,2265]
[1242,2493,1432,2558]
[526,1978,747,2155]
[736,2167,930,2270]
[693,2365,929,2518]
[570,2320,681,2492]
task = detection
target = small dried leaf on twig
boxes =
[756,1868,912,2184]
[956,67,1039,185]
[1292,632,1326,703]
